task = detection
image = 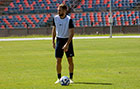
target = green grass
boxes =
[0,38,140,89]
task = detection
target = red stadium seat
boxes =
[129,0,133,3]
[8,16,13,19]
[8,25,13,29]
[3,18,10,25]
[82,13,86,16]
[30,6,34,10]
[131,11,135,14]
[53,0,57,2]
[96,0,100,5]
[31,24,36,28]
[81,0,85,5]
[32,1,36,5]
[103,0,108,4]
[88,4,92,8]
[43,17,48,22]
[14,22,18,26]
[71,13,75,19]
[106,22,110,26]
[46,6,50,10]
[79,18,83,21]
[46,0,51,4]
[77,5,81,9]
[128,13,131,17]
[4,8,8,11]
[117,21,121,26]
[0,25,5,29]
[16,0,20,3]
[56,3,60,7]
[107,4,110,8]
[117,17,121,21]
[23,22,27,28]
[114,1,119,4]
[19,5,23,11]
[113,14,117,18]
[10,2,15,8]
[90,17,94,22]
[39,14,43,18]
[105,15,109,22]
[16,15,22,21]
[24,0,30,7]
[76,23,80,27]
[95,22,99,26]
[125,21,129,26]
[41,3,45,7]
[136,16,139,19]
[32,15,39,23]
[89,0,92,4]
[116,11,120,15]
[120,14,124,17]
[39,0,43,2]
[118,3,122,7]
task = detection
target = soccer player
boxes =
[52,4,75,84]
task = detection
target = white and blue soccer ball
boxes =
[60,76,70,86]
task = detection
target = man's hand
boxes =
[62,28,74,52]
[52,42,55,49]
[62,44,68,52]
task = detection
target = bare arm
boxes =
[62,28,74,52]
[52,26,56,49]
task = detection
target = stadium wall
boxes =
[0,26,139,37]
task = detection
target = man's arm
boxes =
[62,28,74,52]
[52,26,56,49]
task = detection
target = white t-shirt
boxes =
[53,15,74,38]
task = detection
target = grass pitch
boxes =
[0,38,140,89]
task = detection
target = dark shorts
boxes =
[55,37,74,58]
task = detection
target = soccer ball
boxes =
[60,76,70,86]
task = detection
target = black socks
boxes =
[57,73,61,79]
[57,73,73,79]
[70,73,73,79]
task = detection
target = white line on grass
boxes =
[0,36,140,41]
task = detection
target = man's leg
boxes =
[56,58,62,79]
[55,58,62,84]
[67,57,74,80]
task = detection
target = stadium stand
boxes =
[2,0,139,14]
[0,0,13,15]
[0,13,52,29]
[0,0,140,29]
[0,11,139,29]
[72,11,140,27]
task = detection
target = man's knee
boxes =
[67,57,74,65]
[56,58,62,64]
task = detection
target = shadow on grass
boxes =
[73,82,112,85]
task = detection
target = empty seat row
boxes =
[0,11,139,29]
[0,13,53,29]
[3,0,139,14]
[71,11,140,27]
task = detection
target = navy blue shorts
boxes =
[55,37,74,58]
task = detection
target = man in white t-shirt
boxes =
[52,4,75,84]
